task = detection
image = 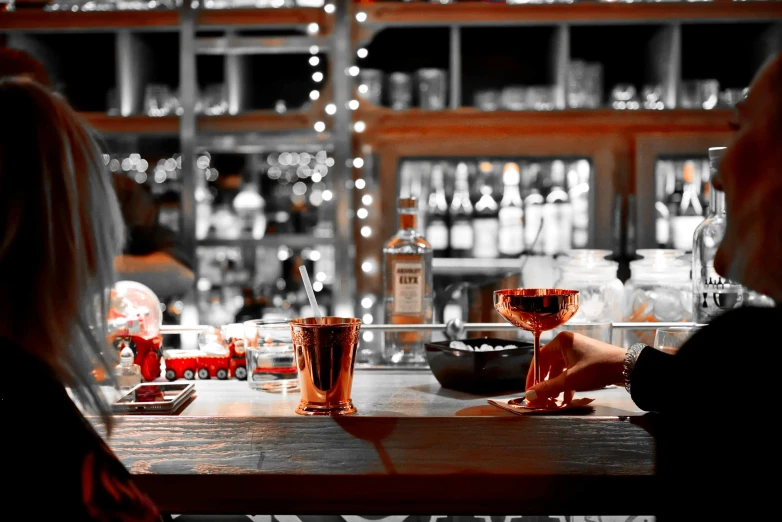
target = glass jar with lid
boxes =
[624,249,693,347]
[554,250,624,325]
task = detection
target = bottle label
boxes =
[671,216,704,251]
[425,220,449,250]
[393,260,424,315]
[473,218,499,258]
[450,221,474,251]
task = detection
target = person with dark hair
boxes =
[526,52,782,519]
[1,77,163,520]
[0,47,194,301]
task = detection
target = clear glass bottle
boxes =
[498,162,525,257]
[522,163,545,254]
[449,162,474,258]
[543,160,574,255]
[692,147,745,323]
[383,197,434,365]
[115,346,142,392]
[624,249,693,347]
[425,164,450,257]
[472,162,500,259]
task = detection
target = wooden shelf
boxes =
[358,2,782,27]
[80,113,179,135]
[198,235,335,248]
[197,110,315,133]
[355,107,733,138]
[197,7,330,31]
[0,9,179,32]
[80,111,322,136]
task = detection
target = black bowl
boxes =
[424,337,533,394]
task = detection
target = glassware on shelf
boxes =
[680,79,720,109]
[623,250,693,347]
[568,61,603,109]
[610,83,640,110]
[528,86,555,111]
[474,90,500,111]
[567,60,589,109]
[718,87,748,108]
[388,72,413,111]
[642,84,666,110]
[144,84,175,117]
[358,69,383,107]
[200,83,228,116]
[416,68,447,110]
[501,86,528,111]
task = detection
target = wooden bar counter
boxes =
[103,370,659,515]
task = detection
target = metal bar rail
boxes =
[161,321,706,335]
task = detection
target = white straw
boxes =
[299,265,323,323]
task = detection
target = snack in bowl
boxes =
[424,337,533,394]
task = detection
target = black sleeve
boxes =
[630,306,781,413]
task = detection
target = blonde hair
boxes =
[0,78,125,431]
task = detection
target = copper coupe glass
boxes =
[494,289,580,386]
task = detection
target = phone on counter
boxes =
[112,382,195,413]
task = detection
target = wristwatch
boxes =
[623,343,647,394]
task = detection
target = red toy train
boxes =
[163,338,247,381]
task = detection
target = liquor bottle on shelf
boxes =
[472,162,500,259]
[569,160,590,249]
[382,197,433,366]
[424,163,450,257]
[692,147,745,323]
[543,160,574,255]
[670,160,704,252]
[498,162,525,258]
[522,163,545,254]
[449,162,474,258]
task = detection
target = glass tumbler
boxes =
[243,319,299,392]
[654,326,701,355]
[388,72,413,111]
[358,68,384,107]
[416,68,447,110]
[290,317,361,416]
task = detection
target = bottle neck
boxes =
[501,184,522,205]
[399,211,417,230]
[709,184,726,215]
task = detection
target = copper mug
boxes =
[290,317,361,416]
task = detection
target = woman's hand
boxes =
[525,332,627,406]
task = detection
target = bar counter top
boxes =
[105,370,659,515]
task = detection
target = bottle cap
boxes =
[398,197,417,209]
